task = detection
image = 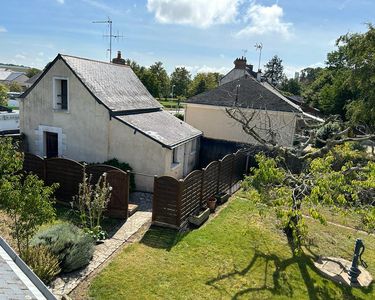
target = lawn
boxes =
[88,195,375,300]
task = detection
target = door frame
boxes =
[38,125,63,157]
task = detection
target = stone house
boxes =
[20,53,201,191]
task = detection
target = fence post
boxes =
[152,175,158,222]
[176,179,184,228]
[200,168,205,207]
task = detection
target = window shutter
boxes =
[61,80,68,109]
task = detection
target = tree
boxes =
[188,72,220,97]
[170,67,191,97]
[0,138,57,255]
[26,68,41,78]
[8,82,23,92]
[280,78,301,95]
[264,55,284,86]
[149,61,170,98]
[0,83,9,106]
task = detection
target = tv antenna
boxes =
[254,42,263,71]
[92,17,124,62]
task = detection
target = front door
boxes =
[45,132,58,158]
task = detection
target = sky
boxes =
[0,0,374,77]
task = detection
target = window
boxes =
[172,147,179,164]
[53,77,68,110]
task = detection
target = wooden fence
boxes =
[23,153,129,219]
[152,149,248,228]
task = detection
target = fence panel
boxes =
[218,154,235,194]
[23,153,45,180]
[180,170,203,225]
[233,150,247,183]
[105,170,129,219]
[202,161,219,202]
[153,176,181,227]
[45,158,83,203]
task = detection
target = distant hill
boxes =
[0,63,30,72]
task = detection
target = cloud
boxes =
[15,54,26,59]
[56,0,64,4]
[147,0,241,28]
[81,0,122,15]
[175,64,230,75]
[0,26,7,33]
[236,3,293,39]
[284,62,324,78]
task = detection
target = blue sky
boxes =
[0,0,373,77]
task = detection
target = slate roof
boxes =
[60,55,162,112]
[186,77,301,113]
[116,110,202,148]
[0,70,12,80]
[25,72,42,85]
[5,72,25,81]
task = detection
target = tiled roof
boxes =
[186,77,301,113]
[116,110,202,148]
[60,55,162,112]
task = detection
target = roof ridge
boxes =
[60,53,130,68]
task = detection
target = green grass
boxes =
[89,195,375,299]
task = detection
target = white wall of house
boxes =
[20,59,110,163]
[20,58,200,192]
[185,103,297,147]
[0,111,19,131]
[220,69,249,86]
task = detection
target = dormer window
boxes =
[53,77,69,110]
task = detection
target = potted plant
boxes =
[216,192,230,205]
[188,207,210,227]
[207,197,217,212]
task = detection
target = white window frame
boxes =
[172,147,179,164]
[53,76,69,111]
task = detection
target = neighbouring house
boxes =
[0,106,19,134]
[185,58,322,148]
[0,68,30,88]
[20,52,201,192]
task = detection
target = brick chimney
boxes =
[234,56,247,69]
[112,51,125,65]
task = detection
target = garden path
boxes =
[50,192,153,299]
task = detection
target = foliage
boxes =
[2,174,57,254]
[174,112,184,120]
[32,223,94,273]
[25,67,41,78]
[280,78,301,95]
[149,61,170,98]
[264,55,284,86]
[315,121,341,148]
[103,158,135,191]
[8,82,23,92]
[170,67,191,97]
[21,245,61,284]
[0,83,9,106]
[188,72,220,97]
[74,170,111,241]
[243,144,375,252]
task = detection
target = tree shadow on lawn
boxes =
[206,246,373,300]
[140,226,189,251]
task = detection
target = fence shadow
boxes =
[206,248,373,300]
[140,226,189,251]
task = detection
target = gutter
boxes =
[0,237,57,300]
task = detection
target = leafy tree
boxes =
[188,72,220,97]
[170,67,191,97]
[264,55,284,86]
[0,138,57,255]
[149,61,170,98]
[280,78,301,95]
[0,83,9,106]
[26,67,41,78]
[299,67,323,85]
[8,82,23,92]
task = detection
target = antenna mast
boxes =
[93,17,124,62]
[254,42,263,71]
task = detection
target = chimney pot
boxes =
[112,50,126,65]
[234,57,247,70]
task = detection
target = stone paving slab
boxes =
[50,210,152,299]
[314,257,373,287]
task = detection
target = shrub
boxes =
[103,158,136,191]
[22,245,61,284]
[32,223,94,273]
[174,113,184,121]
